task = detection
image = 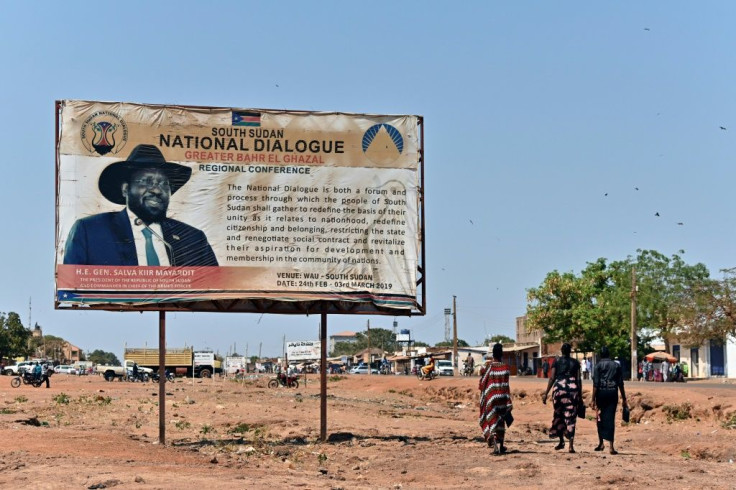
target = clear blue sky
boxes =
[2,2,735,359]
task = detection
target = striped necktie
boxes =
[141,228,160,266]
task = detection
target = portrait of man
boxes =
[63,144,218,266]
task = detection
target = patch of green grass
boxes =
[14,395,28,403]
[328,375,346,382]
[681,449,691,459]
[95,395,112,406]
[201,424,214,436]
[0,408,16,414]
[53,393,70,405]
[175,420,191,430]
[229,422,252,434]
[318,452,328,465]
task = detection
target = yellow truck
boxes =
[124,348,220,378]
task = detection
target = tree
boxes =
[30,334,67,361]
[0,311,31,360]
[434,339,470,347]
[526,250,713,360]
[88,349,120,366]
[670,267,736,345]
[616,250,710,349]
[330,341,359,357]
[484,335,514,345]
[330,328,401,356]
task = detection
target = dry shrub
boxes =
[662,402,692,421]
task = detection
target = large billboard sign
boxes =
[55,100,425,315]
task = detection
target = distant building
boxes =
[329,330,358,354]
[62,341,82,363]
[516,315,541,344]
[31,323,43,338]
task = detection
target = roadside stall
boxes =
[644,351,678,382]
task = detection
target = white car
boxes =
[349,365,379,374]
[436,360,454,376]
[54,365,77,375]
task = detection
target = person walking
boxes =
[592,346,628,455]
[478,344,513,455]
[542,343,582,453]
[41,363,51,388]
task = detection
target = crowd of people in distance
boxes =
[639,359,687,382]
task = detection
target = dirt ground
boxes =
[1,372,735,489]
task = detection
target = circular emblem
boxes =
[362,123,404,165]
[80,110,129,156]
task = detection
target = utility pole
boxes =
[452,295,458,376]
[367,319,372,376]
[630,267,638,382]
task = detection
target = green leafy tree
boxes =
[484,335,514,345]
[330,341,360,357]
[670,267,736,345]
[0,312,31,360]
[355,328,398,352]
[88,349,120,366]
[434,339,470,347]
[616,250,710,349]
[30,334,67,361]
[527,250,712,360]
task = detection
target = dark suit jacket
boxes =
[63,209,218,266]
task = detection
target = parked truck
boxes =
[96,359,153,382]
[123,348,220,378]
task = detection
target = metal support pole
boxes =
[630,268,638,381]
[158,311,166,445]
[452,296,458,376]
[320,313,328,442]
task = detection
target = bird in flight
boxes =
[720,126,727,130]
[655,212,660,217]
[644,27,651,31]
[677,222,684,226]
[469,219,474,225]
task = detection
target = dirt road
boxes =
[1,373,734,488]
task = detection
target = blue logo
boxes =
[362,124,404,155]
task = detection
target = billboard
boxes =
[55,100,425,315]
[286,340,321,361]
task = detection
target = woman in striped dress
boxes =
[542,342,582,453]
[478,343,513,455]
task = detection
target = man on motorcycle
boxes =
[421,356,436,378]
[465,353,475,374]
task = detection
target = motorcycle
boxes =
[416,367,437,381]
[268,372,299,389]
[127,370,149,382]
[150,370,175,383]
[462,364,474,376]
[11,371,50,388]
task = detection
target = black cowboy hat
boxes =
[98,144,192,204]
